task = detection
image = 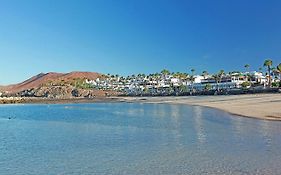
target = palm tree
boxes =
[258,67,263,73]
[244,64,250,81]
[263,59,273,87]
[191,68,195,76]
[244,64,250,72]
[212,74,220,90]
[152,73,161,87]
[277,63,281,81]
[189,68,196,90]
[177,73,189,83]
[202,71,208,79]
[218,70,225,83]
[278,63,281,72]
[271,67,278,81]
[161,69,170,75]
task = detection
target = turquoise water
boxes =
[0,103,281,175]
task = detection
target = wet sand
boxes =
[118,94,281,121]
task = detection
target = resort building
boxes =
[82,70,276,95]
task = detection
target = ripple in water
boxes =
[0,103,281,175]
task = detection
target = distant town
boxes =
[87,59,281,96]
[0,59,280,101]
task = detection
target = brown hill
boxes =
[61,71,101,80]
[3,71,103,93]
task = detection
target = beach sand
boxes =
[118,93,281,121]
[1,93,280,121]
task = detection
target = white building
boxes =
[252,71,267,84]
[170,78,181,87]
[85,79,97,86]
[230,73,246,87]
[193,75,205,83]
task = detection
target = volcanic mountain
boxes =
[1,71,107,95]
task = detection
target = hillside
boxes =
[3,72,102,93]
[1,71,116,98]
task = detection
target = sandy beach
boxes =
[118,93,281,121]
[1,93,281,121]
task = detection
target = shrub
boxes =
[241,81,251,88]
[272,82,280,87]
[204,84,212,91]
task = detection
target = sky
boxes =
[0,0,281,85]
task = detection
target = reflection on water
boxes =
[0,103,281,175]
[259,121,274,150]
[193,106,207,144]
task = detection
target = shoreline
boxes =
[1,93,281,121]
[116,93,281,121]
[0,97,121,104]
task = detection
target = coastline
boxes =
[116,93,281,121]
[0,97,121,104]
[1,93,281,121]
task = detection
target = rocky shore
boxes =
[0,97,121,104]
[0,97,26,104]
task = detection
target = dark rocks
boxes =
[71,89,79,97]
[9,85,116,99]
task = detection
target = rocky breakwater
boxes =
[15,86,119,99]
[0,97,26,104]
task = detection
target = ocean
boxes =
[0,103,281,175]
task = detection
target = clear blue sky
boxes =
[0,0,281,85]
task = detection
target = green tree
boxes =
[277,63,281,81]
[244,64,250,72]
[204,84,212,91]
[211,70,225,91]
[189,68,196,90]
[161,69,170,75]
[212,74,220,90]
[277,63,281,72]
[191,68,195,76]
[241,81,251,88]
[218,70,225,83]
[271,67,278,80]
[258,67,263,73]
[244,64,250,81]
[202,71,208,79]
[179,85,188,92]
[263,59,273,87]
